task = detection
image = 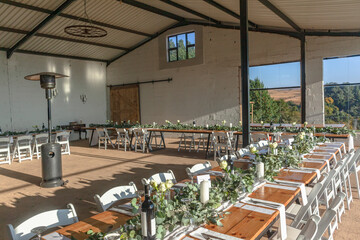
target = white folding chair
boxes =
[141,170,177,186]
[186,161,212,179]
[286,214,319,240]
[0,137,11,165]
[115,128,131,151]
[149,130,164,149]
[32,133,48,159]
[7,203,78,240]
[178,133,196,152]
[96,128,107,149]
[319,169,337,209]
[55,131,71,155]
[196,133,209,152]
[212,131,233,161]
[236,148,250,158]
[251,133,269,143]
[313,209,338,240]
[12,135,33,163]
[339,152,354,209]
[257,140,269,148]
[133,128,151,153]
[349,148,360,198]
[94,182,138,212]
[287,182,323,228]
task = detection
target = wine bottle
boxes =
[42,123,45,130]
[141,184,156,240]
[227,151,234,174]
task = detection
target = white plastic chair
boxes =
[55,131,70,155]
[7,203,78,240]
[236,148,250,158]
[133,128,151,153]
[149,130,164,149]
[313,209,337,240]
[115,128,131,151]
[141,170,177,186]
[32,133,48,159]
[186,161,212,179]
[12,135,33,163]
[94,182,138,212]
[0,137,11,165]
[257,140,269,148]
[212,131,233,161]
[286,214,319,240]
[178,133,196,152]
[96,128,115,150]
[348,148,360,198]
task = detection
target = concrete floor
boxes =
[0,139,359,239]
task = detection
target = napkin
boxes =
[189,227,244,240]
[273,180,308,205]
[265,183,297,191]
[43,232,71,240]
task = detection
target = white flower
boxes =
[292,122,297,126]
[177,120,180,124]
[127,120,130,123]
[304,121,308,126]
[239,121,242,126]
[222,120,226,125]
[250,146,258,154]
[274,126,277,130]
[260,121,264,125]
[287,145,293,150]
[159,182,167,192]
[301,132,306,136]
[220,160,228,170]
[299,135,304,140]
[165,179,174,189]
[150,180,158,189]
[270,142,278,149]
[165,120,170,124]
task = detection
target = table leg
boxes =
[146,131,152,152]
[160,132,166,149]
[130,132,134,150]
[235,135,239,150]
[205,133,211,159]
[89,130,94,147]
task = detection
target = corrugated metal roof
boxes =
[0,3,48,31]
[137,0,203,21]
[13,0,65,10]
[172,0,239,23]
[20,36,124,60]
[0,31,25,48]
[272,0,360,30]
[38,16,147,48]
[62,0,176,35]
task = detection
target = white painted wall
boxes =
[107,25,299,125]
[0,51,107,132]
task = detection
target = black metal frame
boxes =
[6,0,76,58]
[300,35,306,123]
[167,31,195,62]
[107,78,172,88]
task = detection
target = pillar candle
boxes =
[230,123,232,128]
[200,180,210,204]
[256,162,264,179]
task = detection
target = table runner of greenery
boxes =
[89,120,355,136]
[80,133,328,240]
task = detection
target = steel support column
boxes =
[300,34,306,123]
[240,0,250,147]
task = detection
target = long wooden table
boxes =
[44,142,344,240]
[83,127,350,159]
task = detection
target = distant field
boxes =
[267,88,301,105]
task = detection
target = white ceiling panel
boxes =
[0,31,25,48]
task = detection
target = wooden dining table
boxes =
[45,143,342,240]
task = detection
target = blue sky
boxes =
[249,55,360,88]
[250,62,300,88]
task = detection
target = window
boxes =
[249,62,301,123]
[323,55,360,129]
[167,31,195,62]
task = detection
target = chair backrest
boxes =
[116,128,127,134]
[219,155,237,161]
[94,182,138,212]
[96,128,105,137]
[35,133,48,139]
[251,133,269,142]
[249,143,260,149]
[296,214,320,240]
[313,209,337,239]
[285,138,295,145]
[133,128,146,136]
[237,148,249,157]
[15,135,32,146]
[0,137,10,147]
[142,170,177,185]
[212,131,231,144]
[257,140,268,147]
[7,204,78,240]
[291,182,323,228]
[186,161,212,177]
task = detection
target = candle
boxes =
[200,180,210,204]
[230,123,232,128]
[206,124,209,129]
[256,162,264,180]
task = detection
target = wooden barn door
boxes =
[110,85,140,124]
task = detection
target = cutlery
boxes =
[249,199,279,208]
[201,233,224,240]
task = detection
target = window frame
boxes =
[167,31,195,62]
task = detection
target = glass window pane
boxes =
[250,62,300,89]
[168,36,177,48]
[188,46,195,59]
[187,32,195,45]
[169,50,177,62]
[250,88,301,123]
[177,34,186,60]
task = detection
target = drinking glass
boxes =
[31,226,47,240]
[181,198,193,226]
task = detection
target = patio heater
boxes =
[25,72,68,188]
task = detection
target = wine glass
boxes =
[31,226,47,240]
[181,198,194,226]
